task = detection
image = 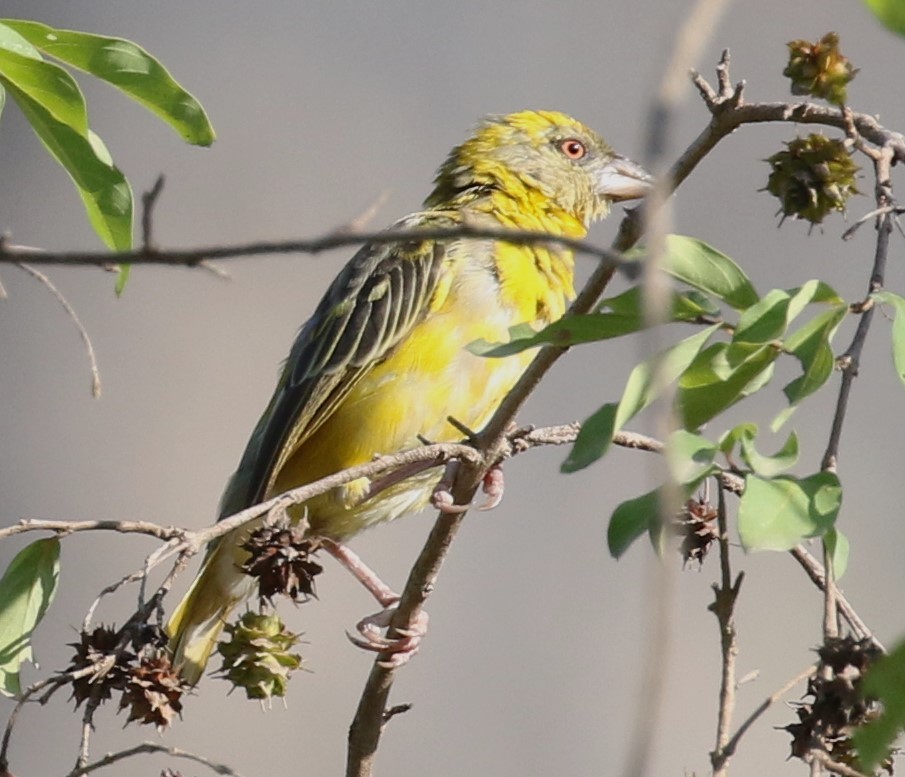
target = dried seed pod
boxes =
[675,497,719,567]
[118,650,188,732]
[784,32,857,105]
[67,625,134,708]
[217,612,303,701]
[766,134,859,225]
[785,636,891,774]
[240,523,324,605]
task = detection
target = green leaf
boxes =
[734,280,843,345]
[677,341,778,430]
[0,82,5,119]
[563,324,720,472]
[862,0,905,36]
[470,312,644,357]
[641,235,759,311]
[600,285,721,322]
[854,639,905,771]
[740,429,800,478]
[0,20,42,59]
[667,429,719,486]
[5,81,133,249]
[562,403,619,474]
[1,19,215,145]
[782,305,847,405]
[0,538,61,696]
[0,45,87,132]
[718,422,759,459]
[608,488,660,558]
[873,291,905,387]
[823,528,849,580]
[738,472,842,551]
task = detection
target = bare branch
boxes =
[719,663,819,762]
[65,741,246,777]
[15,263,101,397]
[710,481,744,777]
[0,223,627,270]
[789,546,882,650]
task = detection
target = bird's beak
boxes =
[596,155,654,202]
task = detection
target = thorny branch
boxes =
[710,481,744,777]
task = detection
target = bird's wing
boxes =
[219,217,449,517]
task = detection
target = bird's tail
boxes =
[166,536,255,685]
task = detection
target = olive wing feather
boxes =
[219,226,447,518]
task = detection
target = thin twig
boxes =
[719,663,818,762]
[789,545,882,650]
[710,480,744,777]
[65,741,246,777]
[15,262,101,397]
[141,175,166,250]
[811,751,871,777]
[0,223,627,269]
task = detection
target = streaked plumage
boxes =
[167,110,651,683]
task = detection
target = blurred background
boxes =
[1,1,904,775]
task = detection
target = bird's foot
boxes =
[430,460,506,513]
[322,539,429,667]
[346,603,429,668]
[478,464,505,510]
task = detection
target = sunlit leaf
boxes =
[740,429,800,478]
[873,291,905,387]
[738,472,842,551]
[608,488,660,559]
[563,325,719,472]
[854,638,905,771]
[823,528,849,580]
[6,81,133,250]
[0,45,87,132]
[733,279,842,346]
[677,341,778,430]
[636,235,759,311]
[1,18,215,145]
[469,313,644,357]
[0,19,42,59]
[0,538,61,696]
[782,305,847,405]
[667,429,719,486]
[862,0,905,36]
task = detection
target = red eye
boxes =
[560,138,587,160]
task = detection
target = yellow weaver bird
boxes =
[167,110,651,683]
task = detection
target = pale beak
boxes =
[597,155,654,202]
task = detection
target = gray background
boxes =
[1,1,904,775]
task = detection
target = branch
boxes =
[0,223,627,269]
[14,262,101,397]
[65,741,246,777]
[710,481,744,777]
[718,663,818,764]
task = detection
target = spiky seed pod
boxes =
[67,625,134,708]
[674,498,719,567]
[784,32,857,105]
[785,636,892,774]
[766,134,859,225]
[240,523,324,605]
[217,612,303,701]
[118,651,188,732]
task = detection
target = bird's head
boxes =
[426,110,652,226]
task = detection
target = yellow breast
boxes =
[269,234,574,539]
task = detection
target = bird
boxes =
[166,109,651,684]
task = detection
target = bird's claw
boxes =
[430,460,506,512]
[346,605,429,668]
[477,465,505,511]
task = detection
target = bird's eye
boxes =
[559,138,587,160]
